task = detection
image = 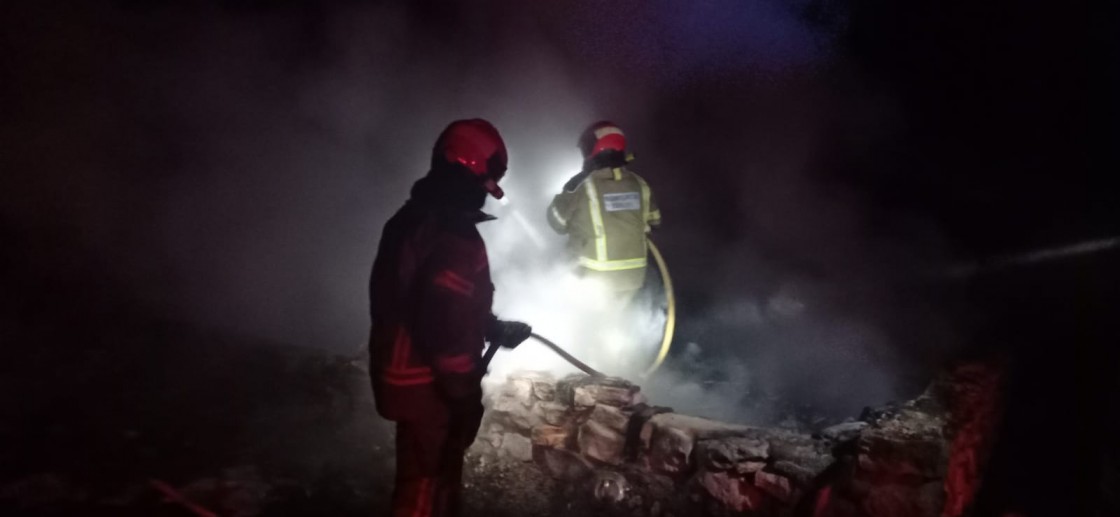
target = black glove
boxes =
[487,319,532,349]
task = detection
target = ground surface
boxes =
[3,241,1115,515]
[0,312,701,516]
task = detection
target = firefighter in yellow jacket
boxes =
[546,121,661,306]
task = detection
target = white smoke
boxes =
[3,1,933,425]
[478,150,668,381]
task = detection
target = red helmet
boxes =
[433,119,508,199]
[578,121,626,160]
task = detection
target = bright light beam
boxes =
[508,208,546,250]
[945,236,1120,278]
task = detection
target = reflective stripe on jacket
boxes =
[369,197,494,422]
[547,166,660,273]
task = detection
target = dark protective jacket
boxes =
[369,176,494,422]
[546,165,661,292]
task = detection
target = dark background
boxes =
[1,0,1111,514]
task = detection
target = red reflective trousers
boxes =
[391,407,482,517]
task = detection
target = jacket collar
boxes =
[408,176,495,225]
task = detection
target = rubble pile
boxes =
[473,369,975,517]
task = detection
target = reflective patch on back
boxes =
[602,192,641,212]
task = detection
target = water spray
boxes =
[497,195,547,250]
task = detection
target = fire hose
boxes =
[527,332,604,377]
[480,239,677,379]
[481,331,604,377]
[644,239,676,377]
[499,195,678,377]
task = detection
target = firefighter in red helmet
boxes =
[369,119,531,517]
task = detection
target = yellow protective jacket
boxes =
[546,166,660,291]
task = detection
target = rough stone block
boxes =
[640,414,752,475]
[820,421,869,443]
[508,370,557,402]
[766,434,834,479]
[857,427,946,482]
[648,425,694,475]
[533,380,557,403]
[697,471,769,513]
[754,471,793,503]
[499,432,533,462]
[736,461,766,475]
[771,460,818,486]
[531,425,570,449]
[695,437,769,471]
[533,382,556,402]
[479,422,504,449]
[589,404,630,433]
[642,414,751,446]
[501,377,534,406]
[574,384,636,408]
[490,396,542,431]
[579,419,625,465]
[536,401,570,426]
[555,373,589,406]
[558,374,639,408]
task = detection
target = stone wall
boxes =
[471,366,997,517]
